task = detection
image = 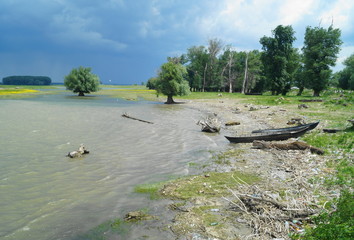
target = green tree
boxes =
[338,54,354,90]
[242,50,264,94]
[302,25,342,96]
[260,25,298,95]
[156,61,190,104]
[146,77,158,89]
[185,45,209,91]
[205,38,223,91]
[64,66,100,96]
[217,46,238,92]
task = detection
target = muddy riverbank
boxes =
[157,98,333,240]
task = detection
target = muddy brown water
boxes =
[0,94,238,239]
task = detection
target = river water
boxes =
[0,93,227,239]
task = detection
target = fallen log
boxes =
[252,140,324,155]
[299,99,323,102]
[122,113,154,124]
[225,121,241,126]
[323,128,343,133]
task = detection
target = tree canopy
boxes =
[64,66,100,96]
[260,25,299,95]
[155,61,190,104]
[148,24,349,95]
[303,26,342,96]
[338,54,354,90]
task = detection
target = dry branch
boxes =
[197,116,221,132]
[122,112,154,124]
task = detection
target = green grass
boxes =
[134,182,166,200]
[299,190,354,240]
[75,218,128,240]
[165,171,260,200]
[98,87,159,101]
[210,149,245,165]
[302,130,354,153]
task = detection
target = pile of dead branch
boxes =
[224,183,320,239]
[223,145,334,239]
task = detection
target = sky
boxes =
[1,0,354,85]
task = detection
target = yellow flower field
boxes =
[0,88,39,95]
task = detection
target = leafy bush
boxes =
[302,190,354,240]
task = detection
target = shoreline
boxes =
[156,97,334,240]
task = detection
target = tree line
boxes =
[148,24,354,99]
[2,76,52,85]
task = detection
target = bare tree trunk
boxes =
[228,63,232,93]
[202,63,208,92]
[228,52,234,93]
[166,95,175,104]
[241,52,249,94]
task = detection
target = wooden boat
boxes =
[225,127,310,143]
[251,121,319,134]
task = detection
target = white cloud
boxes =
[319,0,354,32]
[279,0,318,25]
[334,45,354,71]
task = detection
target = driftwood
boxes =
[252,140,324,155]
[287,118,306,125]
[122,113,154,124]
[67,144,90,158]
[225,121,240,126]
[323,128,343,133]
[299,99,323,102]
[197,116,221,133]
[238,194,316,219]
[298,104,309,109]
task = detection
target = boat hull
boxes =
[251,121,319,134]
[225,127,310,143]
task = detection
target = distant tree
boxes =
[217,48,251,93]
[302,25,342,96]
[155,61,190,104]
[206,38,223,91]
[242,50,264,94]
[260,25,298,95]
[2,76,51,85]
[64,66,100,96]
[218,46,238,93]
[185,45,209,91]
[338,53,354,90]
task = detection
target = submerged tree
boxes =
[64,66,100,96]
[155,61,190,104]
[303,25,342,96]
